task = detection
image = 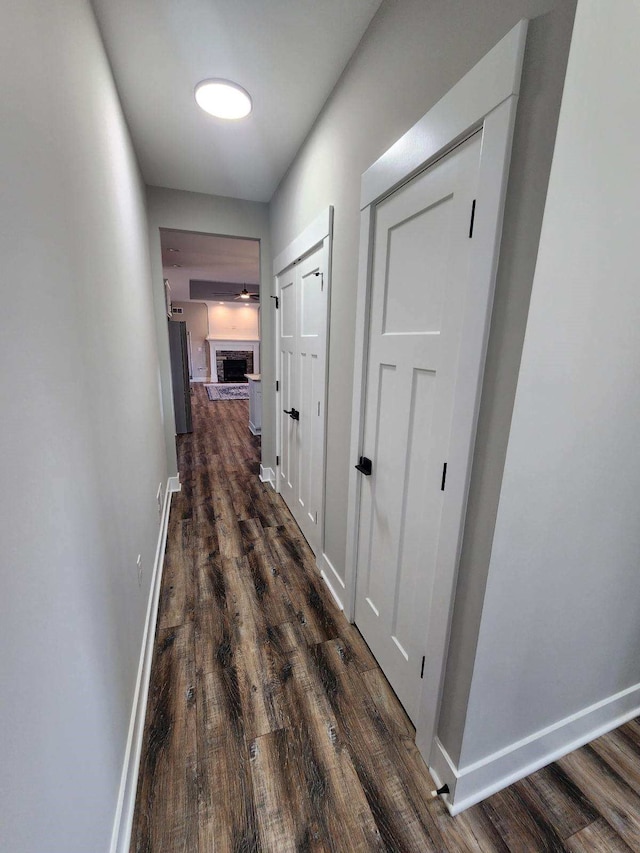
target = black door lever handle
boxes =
[284,408,300,421]
[355,456,372,476]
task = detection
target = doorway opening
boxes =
[161,228,261,439]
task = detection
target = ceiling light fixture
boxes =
[171,264,182,268]
[166,247,180,253]
[194,78,252,120]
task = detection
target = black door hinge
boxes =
[355,456,372,476]
[276,455,280,466]
[276,380,279,392]
[271,295,279,309]
[441,462,447,491]
[420,656,426,679]
[469,199,476,238]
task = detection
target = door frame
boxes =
[273,207,334,580]
[345,20,528,784]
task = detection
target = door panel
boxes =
[383,196,453,335]
[277,241,329,556]
[355,133,481,722]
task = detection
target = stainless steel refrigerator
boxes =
[168,320,193,434]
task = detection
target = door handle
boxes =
[355,456,372,476]
[284,407,300,421]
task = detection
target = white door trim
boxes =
[359,20,528,210]
[273,207,333,560]
[272,207,333,277]
[345,19,528,797]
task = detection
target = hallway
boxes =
[131,386,640,852]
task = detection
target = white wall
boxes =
[455,0,640,778]
[146,186,273,473]
[0,2,167,851]
[206,302,259,342]
[269,0,576,760]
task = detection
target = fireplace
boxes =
[222,357,248,383]
[216,349,254,382]
[207,339,260,382]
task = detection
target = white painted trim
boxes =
[259,465,275,490]
[360,19,527,210]
[346,20,528,806]
[110,476,178,853]
[189,377,209,383]
[317,552,345,611]
[344,205,374,623]
[418,93,521,768]
[274,283,282,498]
[272,207,332,276]
[430,682,640,815]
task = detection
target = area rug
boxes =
[205,383,250,401]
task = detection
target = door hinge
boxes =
[441,462,447,491]
[276,455,280,466]
[420,656,426,679]
[355,456,373,476]
[276,380,279,392]
[270,295,279,309]
[317,401,320,416]
[469,199,476,238]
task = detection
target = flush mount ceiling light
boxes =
[166,247,180,253]
[194,79,252,120]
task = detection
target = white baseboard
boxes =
[259,465,275,490]
[317,553,345,611]
[189,377,209,383]
[431,680,640,815]
[109,476,178,853]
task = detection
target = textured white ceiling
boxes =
[92,0,382,202]
[161,229,260,301]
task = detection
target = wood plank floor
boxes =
[131,384,640,852]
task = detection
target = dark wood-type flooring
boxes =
[131,384,640,852]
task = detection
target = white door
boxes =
[279,266,297,512]
[277,239,329,556]
[355,133,481,722]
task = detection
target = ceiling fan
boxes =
[234,286,259,301]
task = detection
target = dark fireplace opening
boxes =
[216,349,254,382]
[222,358,248,383]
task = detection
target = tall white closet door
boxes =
[355,134,481,722]
[278,268,297,510]
[277,239,329,557]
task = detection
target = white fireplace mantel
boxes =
[207,338,260,381]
